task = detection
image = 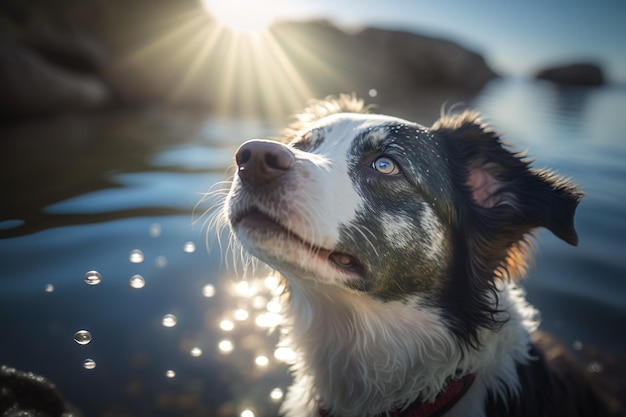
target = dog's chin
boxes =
[231,208,366,282]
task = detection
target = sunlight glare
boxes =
[201,0,278,33]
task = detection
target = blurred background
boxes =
[0,0,625,416]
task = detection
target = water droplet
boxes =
[573,340,583,351]
[45,284,55,293]
[183,241,196,253]
[241,410,255,417]
[129,275,145,289]
[234,309,249,321]
[190,347,202,357]
[255,312,281,328]
[83,358,96,370]
[218,340,234,354]
[587,361,604,373]
[234,280,257,297]
[129,249,144,264]
[83,271,102,286]
[217,340,235,353]
[264,275,281,291]
[74,330,92,345]
[202,284,216,297]
[165,369,176,378]
[220,319,235,331]
[155,256,167,268]
[274,347,296,362]
[270,387,284,401]
[266,300,281,313]
[162,314,177,327]
[252,296,267,310]
[149,223,162,237]
[255,355,269,366]
[368,88,378,97]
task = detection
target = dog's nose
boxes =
[235,140,294,187]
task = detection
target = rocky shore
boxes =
[0,1,607,119]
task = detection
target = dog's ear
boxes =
[433,111,583,246]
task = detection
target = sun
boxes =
[201,0,279,33]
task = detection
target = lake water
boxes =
[1,78,625,416]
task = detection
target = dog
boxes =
[220,95,623,417]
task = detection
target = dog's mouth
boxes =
[233,207,365,275]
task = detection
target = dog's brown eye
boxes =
[372,157,400,175]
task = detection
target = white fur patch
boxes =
[279,281,539,417]
[380,212,415,249]
[419,203,445,261]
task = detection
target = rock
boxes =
[353,26,497,92]
[20,26,109,74]
[0,365,82,417]
[0,33,111,118]
[266,20,497,110]
[535,63,605,86]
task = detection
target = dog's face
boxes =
[225,96,582,341]
[227,111,452,298]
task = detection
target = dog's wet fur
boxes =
[220,95,623,416]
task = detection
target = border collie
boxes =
[220,95,623,417]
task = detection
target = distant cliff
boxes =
[0,1,497,118]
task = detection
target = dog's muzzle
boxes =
[235,140,294,188]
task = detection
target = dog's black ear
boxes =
[433,111,583,246]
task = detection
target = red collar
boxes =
[317,373,475,417]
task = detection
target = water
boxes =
[1,80,625,416]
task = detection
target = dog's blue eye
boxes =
[372,157,400,175]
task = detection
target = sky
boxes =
[259,0,626,83]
